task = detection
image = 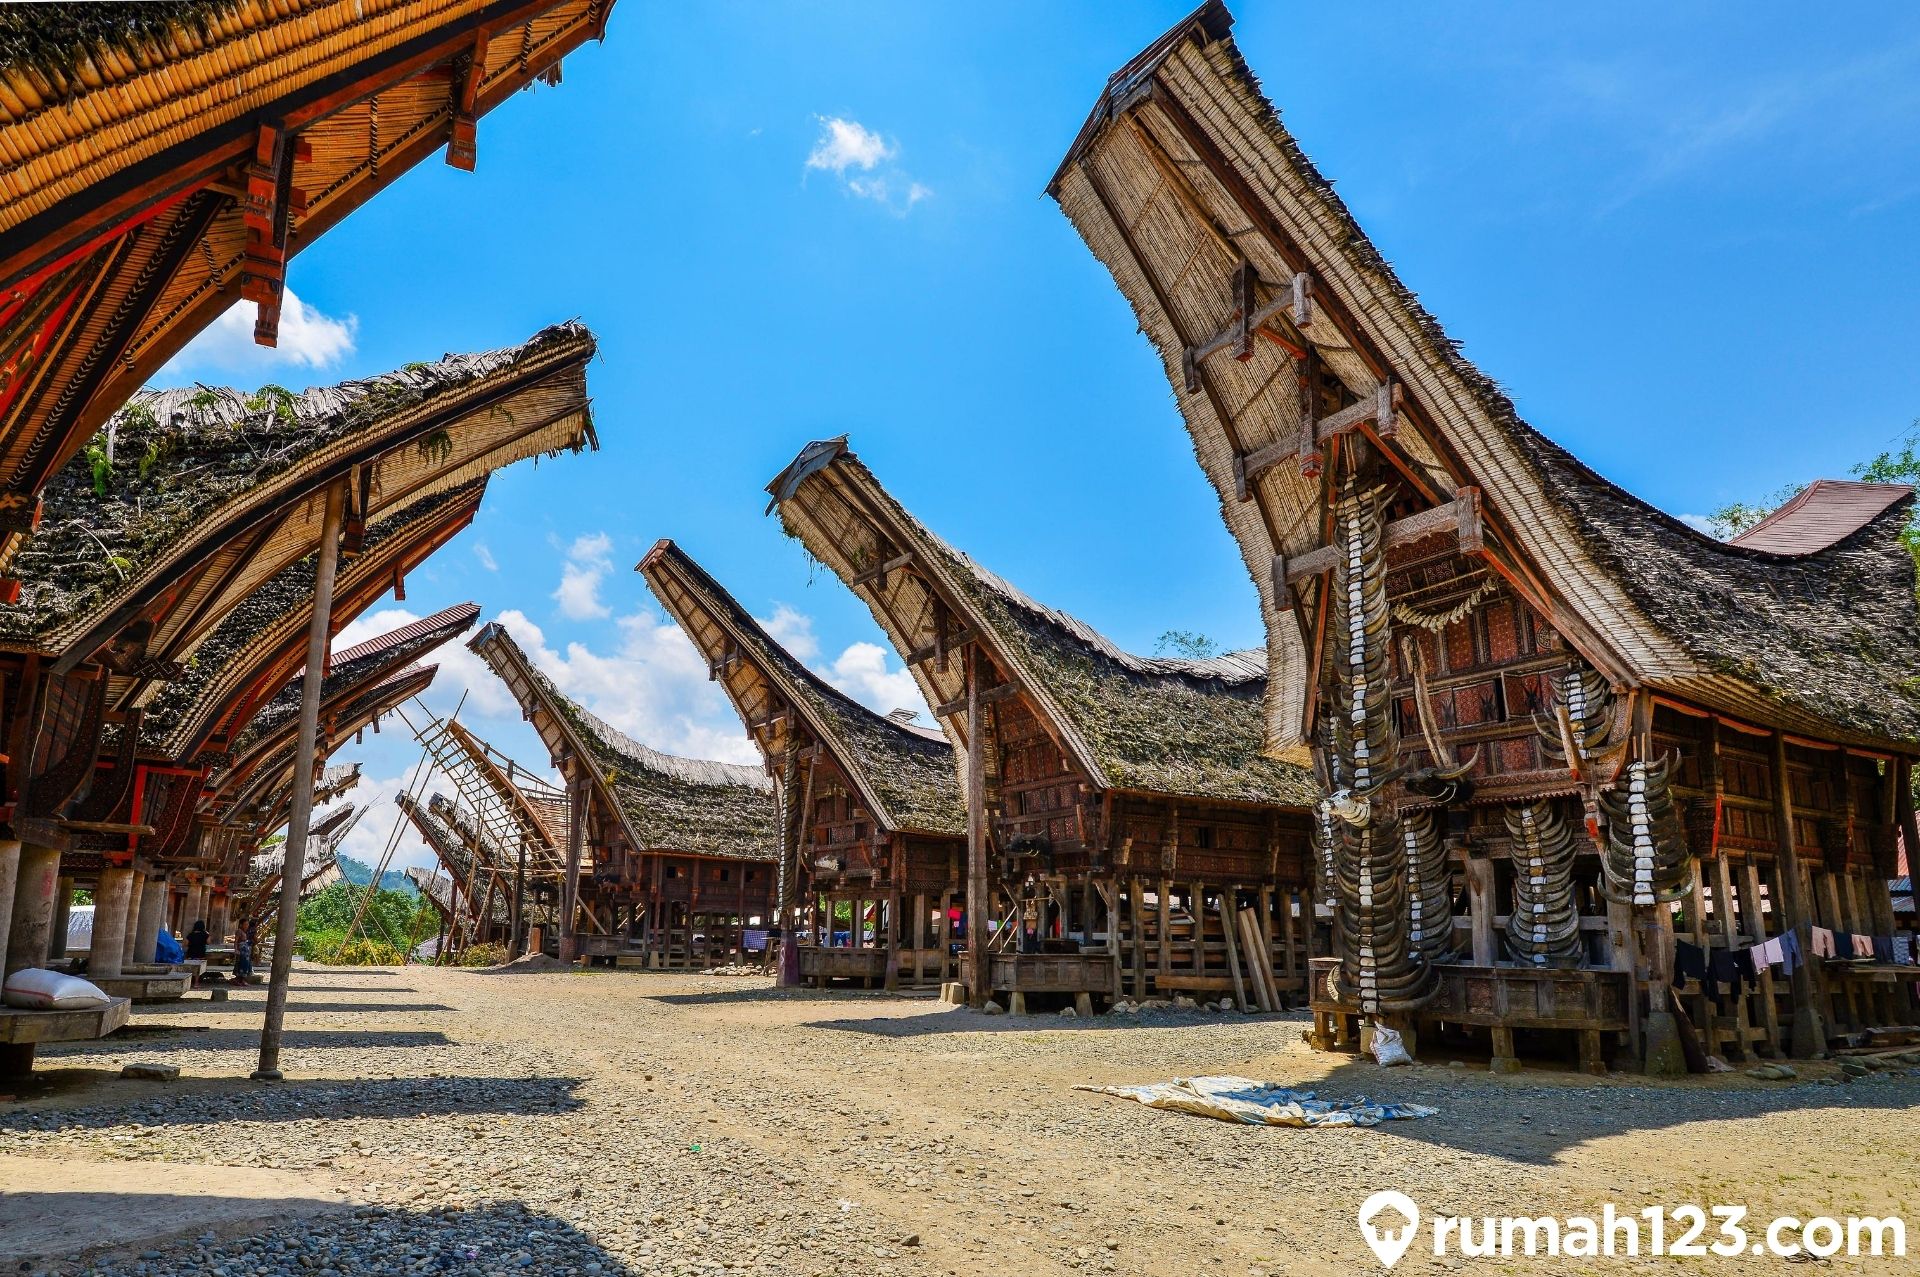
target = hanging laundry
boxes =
[1811,926,1837,959]
[1871,935,1893,964]
[1707,949,1743,1007]
[1752,937,1784,968]
[1894,935,1914,966]
[1832,930,1855,960]
[1675,939,1708,985]
[1779,930,1803,974]
[1852,933,1876,959]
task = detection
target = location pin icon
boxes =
[1357,1190,1420,1269]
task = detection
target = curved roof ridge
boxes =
[530,666,772,794]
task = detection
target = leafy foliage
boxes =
[458,942,510,967]
[294,881,437,964]
[1154,629,1219,659]
[1704,485,1805,540]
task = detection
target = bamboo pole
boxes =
[253,481,344,1082]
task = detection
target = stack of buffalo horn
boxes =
[1323,480,1436,1014]
[1502,800,1584,966]
[1599,756,1693,906]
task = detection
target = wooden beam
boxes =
[934,681,1018,720]
[848,551,913,589]
[1275,486,1482,591]
[1183,266,1312,389]
[1234,380,1400,500]
[904,627,977,666]
[446,33,490,172]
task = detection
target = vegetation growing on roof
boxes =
[0,3,239,82]
[1,323,592,643]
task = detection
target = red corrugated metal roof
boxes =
[330,601,481,666]
[1729,480,1912,556]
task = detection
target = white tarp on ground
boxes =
[1075,1076,1438,1128]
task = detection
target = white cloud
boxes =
[757,603,822,662]
[473,543,498,572]
[825,640,929,719]
[806,116,894,174]
[552,531,614,620]
[155,289,357,382]
[1678,513,1720,537]
[805,115,931,215]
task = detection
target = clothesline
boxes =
[1676,927,1916,1008]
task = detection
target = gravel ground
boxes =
[5,965,1918,1275]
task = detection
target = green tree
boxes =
[1154,629,1219,659]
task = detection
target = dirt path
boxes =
[4,966,1917,1275]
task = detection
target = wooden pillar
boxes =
[0,842,19,974]
[1739,858,1783,1054]
[48,875,74,960]
[1465,853,1496,966]
[964,648,990,1008]
[255,479,344,1081]
[559,773,587,964]
[1770,732,1826,1056]
[121,872,144,967]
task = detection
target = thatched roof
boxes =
[767,440,1317,807]
[640,539,966,838]
[139,481,485,759]
[229,601,477,763]
[0,0,619,571]
[1049,1,1920,751]
[467,621,779,862]
[3,322,595,654]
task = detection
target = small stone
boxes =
[900,1234,920,1247]
[980,1002,1005,1016]
[120,1063,180,1082]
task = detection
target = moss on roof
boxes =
[139,483,480,751]
[528,665,778,862]
[782,448,1318,808]
[1,322,592,643]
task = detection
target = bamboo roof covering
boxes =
[222,662,435,833]
[640,538,965,839]
[226,600,475,775]
[467,620,779,862]
[0,0,618,570]
[1050,1,1920,752]
[140,480,487,762]
[241,799,360,895]
[2,322,596,682]
[767,439,1317,807]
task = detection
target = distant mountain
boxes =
[334,855,419,895]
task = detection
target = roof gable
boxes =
[1050,2,1920,749]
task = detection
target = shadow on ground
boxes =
[0,1073,585,1130]
[78,1027,455,1053]
[646,985,909,1008]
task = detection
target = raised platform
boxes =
[963,950,1117,996]
[92,972,190,1003]
[800,947,888,983]
[1308,959,1629,1075]
[0,998,133,1077]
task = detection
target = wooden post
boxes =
[559,773,587,964]
[255,479,344,1081]
[1770,732,1826,1057]
[1740,857,1783,1054]
[1217,895,1247,1011]
[1465,853,1496,965]
[964,648,990,1008]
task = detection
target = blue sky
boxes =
[153,2,1920,871]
